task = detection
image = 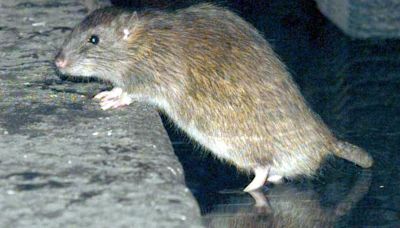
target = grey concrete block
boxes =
[0,0,202,227]
[315,0,400,38]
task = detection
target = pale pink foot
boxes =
[267,175,283,184]
[244,167,270,192]
[94,87,132,110]
[94,87,123,100]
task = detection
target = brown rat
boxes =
[55,4,373,192]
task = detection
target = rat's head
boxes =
[55,7,142,85]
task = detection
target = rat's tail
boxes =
[331,140,373,168]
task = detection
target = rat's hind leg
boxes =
[244,167,270,192]
[94,87,132,110]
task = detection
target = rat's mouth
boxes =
[53,63,70,81]
[56,71,69,81]
[54,65,98,83]
[55,62,95,77]
[55,72,99,83]
[53,58,112,84]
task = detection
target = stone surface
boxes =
[0,0,202,227]
[315,0,400,38]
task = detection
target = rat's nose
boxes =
[55,52,68,69]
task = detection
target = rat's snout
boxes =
[54,52,68,69]
[55,51,70,81]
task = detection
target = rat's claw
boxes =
[99,91,133,110]
[94,87,123,101]
[100,100,116,110]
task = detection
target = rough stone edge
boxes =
[315,0,400,39]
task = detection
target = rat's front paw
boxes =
[94,87,132,110]
[94,87,123,101]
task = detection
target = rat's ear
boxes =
[122,12,139,40]
[129,11,139,24]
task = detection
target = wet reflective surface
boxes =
[162,0,400,227]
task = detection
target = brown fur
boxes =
[56,4,373,181]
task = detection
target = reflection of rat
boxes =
[55,4,373,191]
[204,170,372,227]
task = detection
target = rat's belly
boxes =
[147,96,247,164]
[185,123,233,161]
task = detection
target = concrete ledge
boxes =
[0,0,201,227]
[315,0,400,39]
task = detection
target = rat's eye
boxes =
[88,35,99,45]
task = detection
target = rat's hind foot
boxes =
[267,175,283,184]
[244,167,270,192]
[94,87,132,110]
